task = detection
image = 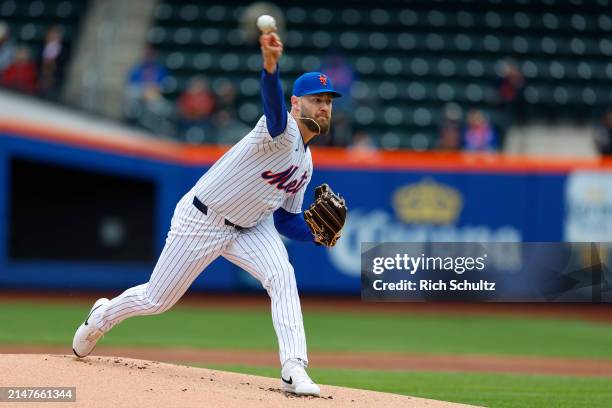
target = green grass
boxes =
[199,364,612,408]
[1,301,612,359]
[3,301,610,407]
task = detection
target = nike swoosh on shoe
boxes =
[84,304,104,326]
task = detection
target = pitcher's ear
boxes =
[291,95,300,111]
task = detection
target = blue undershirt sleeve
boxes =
[273,208,314,243]
[261,67,288,138]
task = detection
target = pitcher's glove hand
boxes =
[304,184,347,247]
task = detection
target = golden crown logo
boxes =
[392,178,463,225]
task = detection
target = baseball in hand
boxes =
[257,14,277,34]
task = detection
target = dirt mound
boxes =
[0,354,478,408]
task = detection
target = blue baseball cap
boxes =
[292,72,342,98]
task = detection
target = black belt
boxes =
[192,197,245,231]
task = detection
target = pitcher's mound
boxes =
[1,354,479,407]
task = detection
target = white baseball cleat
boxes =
[281,358,320,396]
[72,298,109,358]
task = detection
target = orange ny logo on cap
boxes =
[319,74,328,86]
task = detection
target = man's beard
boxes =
[299,105,330,135]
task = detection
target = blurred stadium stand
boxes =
[63,0,157,119]
[0,0,86,51]
[0,0,88,96]
[142,0,612,150]
[1,0,611,152]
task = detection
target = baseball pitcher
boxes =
[72,30,347,396]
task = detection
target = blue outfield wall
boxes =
[0,131,570,294]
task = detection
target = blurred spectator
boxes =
[0,22,15,72]
[462,109,498,152]
[39,25,66,100]
[349,130,377,152]
[318,51,356,147]
[595,108,612,155]
[177,76,216,138]
[320,52,356,110]
[215,110,251,145]
[214,81,239,121]
[125,46,168,109]
[212,81,250,145]
[1,46,37,94]
[129,84,175,138]
[437,103,463,151]
[496,59,525,108]
[495,58,525,139]
[124,47,169,128]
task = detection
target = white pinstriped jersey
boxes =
[191,114,312,228]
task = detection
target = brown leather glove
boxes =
[304,184,347,247]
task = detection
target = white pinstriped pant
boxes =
[95,193,308,366]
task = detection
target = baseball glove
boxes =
[304,184,347,247]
